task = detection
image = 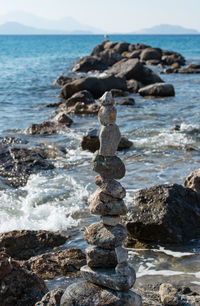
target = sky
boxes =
[0,0,200,32]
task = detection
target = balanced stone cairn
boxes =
[61,92,142,305]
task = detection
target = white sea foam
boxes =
[157,246,194,257]
[0,172,90,233]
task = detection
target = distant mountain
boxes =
[132,24,200,34]
[0,11,103,34]
[0,22,94,35]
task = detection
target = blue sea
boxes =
[0,34,200,290]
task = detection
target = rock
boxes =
[92,153,126,179]
[125,184,200,245]
[52,113,73,126]
[187,63,200,69]
[118,136,133,150]
[54,76,74,86]
[0,146,54,188]
[117,97,135,106]
[111,89,128,97]
[65,102,100,115]
[60,281,142,306]
[115,262,130,276]
[134,43,150,50]
[26,248,86,279]
[126,79,143,93]
[115,246,128,264]
[0,252,48,306]
[0,230,68,260]
[1,136,28,145]
[99,125,121,156]
[99,91,114,106]
[81,265,136,291]
[138,83,175,97]
[93,179,126,199]
[98,105,117,126]
[126,50,142,59]
[60,75,127,100]
[63,90,95,106]
[184,168,200,193]
[86,246,117,268]
[178,66,200,74]
[146,59,162,66]
[108,58,163,85]
[89,198,127,216]
[101,216,121,226]
[90,40,108,56]
[84,222,127,249]
[98,49,122,67]
[171,62,181,69]
[159,283,179,305]
[72,55,107,72]
[81,130,132,153]
[162,53,185,66]
[113,42,130,54]
[140,48,162,61]
[35,289,64,306]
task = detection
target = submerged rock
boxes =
[138,83,175,97]
[0,230,68,260]
[116,97,135,106]
[61,281,142,306]
[125,184,200,245]
[35,289,64,306]
[0,252,48,306]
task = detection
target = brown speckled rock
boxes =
[86,246,117,268]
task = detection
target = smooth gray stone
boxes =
[92,153,126,180]
[84,222,127,250]
[86,246,117,268]
[60,281,142,306]
[99,124,121,156]
[89,198,127,216]
[100,91,115,106]
[81,265,136,291]
[98,105,116,126]
[115,246,128,264]
[101,215,121,226]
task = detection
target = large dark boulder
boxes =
[138,83,175,97]
[162,52,185,66]
[63,90,95,106]
[113,42,130,54]
[60,75,127,99]
[107,58,163,85]
[125,184,200,245]
[72,55,107,72]
[0,252,47,306]
[0,230,68,260]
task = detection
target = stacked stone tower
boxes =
[61,92,142,306]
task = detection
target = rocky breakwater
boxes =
[61,92,142,306]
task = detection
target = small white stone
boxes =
[115,246,128,264]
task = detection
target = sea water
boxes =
[0,34,200,288]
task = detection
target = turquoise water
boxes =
[0,35,200,287]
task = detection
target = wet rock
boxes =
[113,42,130,54]
[159,283,179,305]
[81,265,136,291]
[108,58,163,85]
[184,168,200,193]
[101,215,121,226]
[0,146,54,188]
[117,97,135,105]
[90,40,108,56]
[126,79,143,93]
[52,113,73,126]
[61,281,142,306]
[60,75,127,100]
[98,105,117,126]
[99,124,121,156]
[92,153,126,179]
[125,184,200,245]
[0,252,48,306]
[86,246,117,268]
[72,55,107,72]
[140,48,162,61]
[146,59,162,66]
[162,53,185,66]
[63,90,95,106]
[115,262,130,276]
[81,131,132,153]
[138,83,175,97]
[98,49,122,67]
[0,230,68,260]
[111,88,128,97]
[35,289,64,306]
[1,136,28,145]
[91,179,126,199]
[26,248,86,279]
[84,222,127,249]
[178,66,200,74]
[65,102,100,115]
[54,76,74,86]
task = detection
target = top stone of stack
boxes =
[99,91,115,106]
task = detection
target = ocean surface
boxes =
[0,34,200,290]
